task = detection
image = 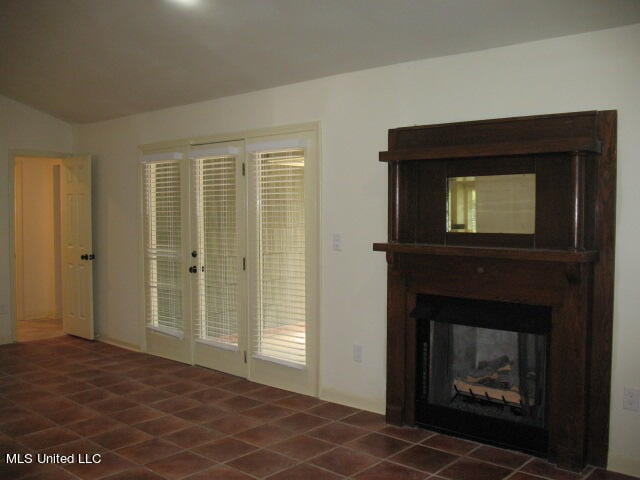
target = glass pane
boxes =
[143,161,183,332]
[253,149,306,366]
[447,174,535,234]
[429,322,546,427]
[194,156,239,347]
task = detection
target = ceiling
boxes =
[1,0,639,124]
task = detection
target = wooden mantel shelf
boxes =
[373,242,599,263]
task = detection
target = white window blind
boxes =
[142,159,183,335]
[193,152,239,348]
[252,148,306,367]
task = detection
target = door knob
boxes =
[189,266,197,273]
[80,254,88,260]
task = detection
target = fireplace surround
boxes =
[374,111,616,471]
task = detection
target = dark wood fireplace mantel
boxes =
[375,111,617,471]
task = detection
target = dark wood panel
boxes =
[446,233,534,248]
[399,255,569,307]
[373,243,598,263]
[583,155,597,250]
[445,156,534,177]
[380,137,600,162]
[396,162,413,242]
[547,264,592,470]
[388,163,399,241]
[414,162,446,244]
[386,265,407,425]
[535,155,572,249]
[390,111,599,150]
[404,291,417,426]
[587,111,617,466]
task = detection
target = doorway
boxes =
[13,156,64,341]
[140,127,318,396]
[11,153,95,343]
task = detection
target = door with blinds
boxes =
[142,150,192,363]
[141,128,317,396]
[247,132,317,395]
[190,142,247,377]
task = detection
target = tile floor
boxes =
[0,336,636,480]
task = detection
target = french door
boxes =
[190,142,247,377]
[142,149,192,363]
[141,129,317,395]
[247,133,317,395]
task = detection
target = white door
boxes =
[247,132,318,395]
[61,155,94,339]
[191,142,248,377]
[142,151,192,363]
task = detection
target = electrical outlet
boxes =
[332,233,342,252]
[353,344,363,363]
[623,387,640,412]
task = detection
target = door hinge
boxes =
[243,351,247,363]
[243,257,246,271]
[242,162,246,176]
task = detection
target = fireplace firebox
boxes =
[373,111,617,471]
[414,295,550,454]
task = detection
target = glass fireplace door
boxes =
[414,295,550,455]
[428,323,546,426]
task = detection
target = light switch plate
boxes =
[353,344,363,363]
[623,387,640,412]
[332,233,342,252]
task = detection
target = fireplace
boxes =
[413,295,550,454]
[373,111,617,471]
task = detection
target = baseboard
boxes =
[0,335,14,346]
[319,387,385,415]
[96,335,141,352]
[607,453,640,478]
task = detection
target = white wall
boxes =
[73,25,640,475]
[0,96,73,343]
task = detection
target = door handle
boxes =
[189,266,197,273]
[81,254,88,260]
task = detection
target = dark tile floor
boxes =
[0,336,637,480]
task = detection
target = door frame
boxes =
[138,122,321,395]
[8,149,72,343]
[245,130,320,395]
[189,140,249,378]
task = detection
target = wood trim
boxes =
[373,243,598,263]
[587,111,617,466]
[390,110,599,133]
[445,232,534,249]
[379,138,601,162]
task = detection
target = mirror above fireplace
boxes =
[447,174,536,234]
